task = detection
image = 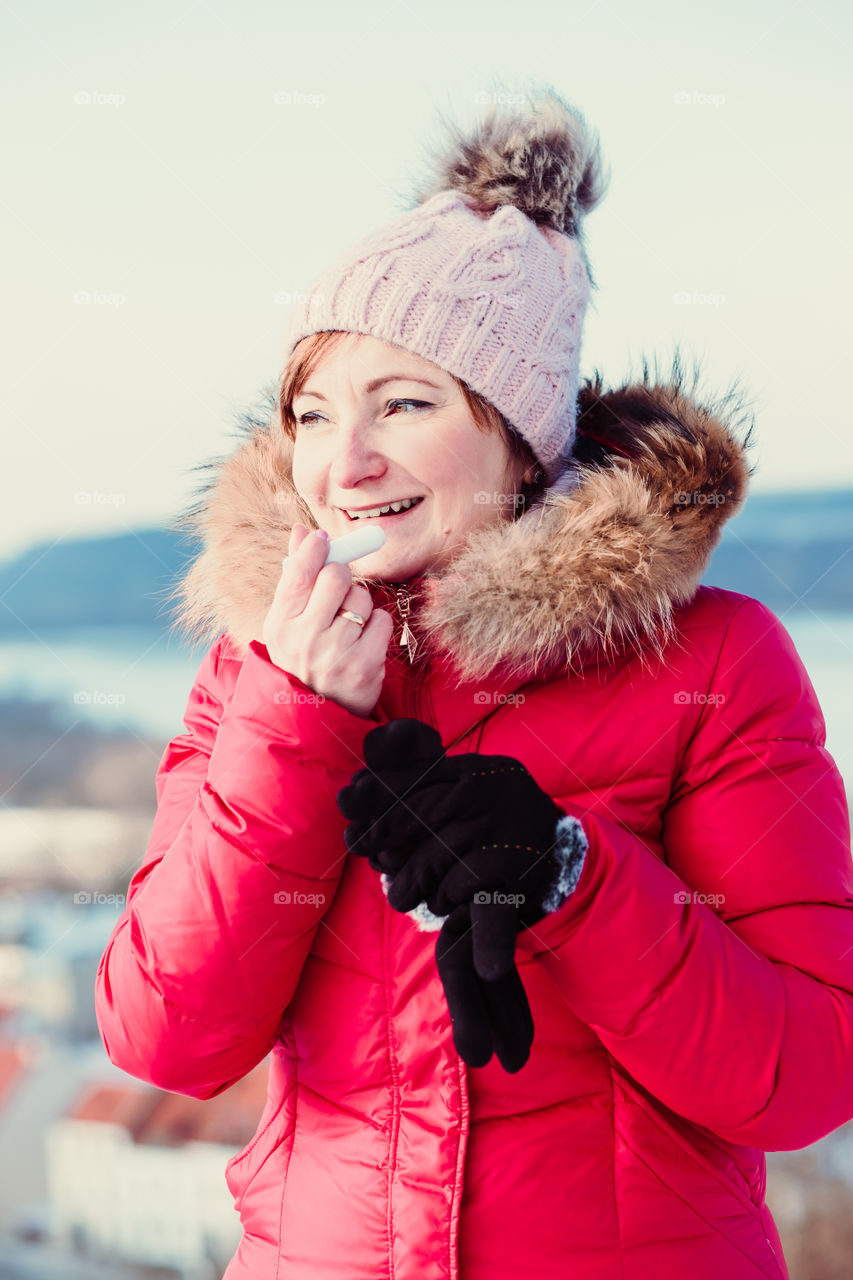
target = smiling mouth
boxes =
[343,496,425,521]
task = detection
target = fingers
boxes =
[335,582,375,630]
[348,607,394,669]
[278,525,375,634]
[385,832,460,910]
[338,772,442,872]
[301,562,368,633]
[363,719,446,773]
[469,901,519,982]
[287,522,312,556]
[435,906,494,1069]
[435,906,535,1072]
[337,734,455,862]
[340,817,369,854]
[344,821,403,873]
[336,770,375,820]
[342,805,443,880]
[338,766,473,857]
[337,765,432,827]
[432,848,525,917]
[479,965,534,1073]
[275,526,335,621]
[340,786,487,903]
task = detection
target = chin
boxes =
[368,554,430,582]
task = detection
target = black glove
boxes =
[337,719,588,1072]
[434,901,535,1073]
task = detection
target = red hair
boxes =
[278,331,540,475]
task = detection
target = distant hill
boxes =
[0,529,199,634]
[0,489,850,635]
[702,488,852,613]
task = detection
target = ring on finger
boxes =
[337,608,366,628]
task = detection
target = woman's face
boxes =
[290,333,527,582]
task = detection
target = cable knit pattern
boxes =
[282,188,592,486]
[379,811,589,933]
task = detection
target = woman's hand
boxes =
[337,718,590,1072]
[262,522,395,719]
[337,721,586,953]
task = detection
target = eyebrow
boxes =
[295,374,442,403]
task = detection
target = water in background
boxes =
[0,626,206,743]
[0,613,851,782]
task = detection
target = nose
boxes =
[328,426,388,493]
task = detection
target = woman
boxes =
[95,89,853,1279]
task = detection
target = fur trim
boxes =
[159,348,755,685]
[410,350,755,684]
[406,81,610,238]
[542,815,589,914]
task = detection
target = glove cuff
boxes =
[380,813,589,932]
[540,814,589,915]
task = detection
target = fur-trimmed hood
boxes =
[165,351,754,686]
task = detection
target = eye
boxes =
[296,399,430,428]
[387,398,430,414]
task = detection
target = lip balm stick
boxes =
[323,525,387,566]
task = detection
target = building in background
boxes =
[44,1064,269,1278]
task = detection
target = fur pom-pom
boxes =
[407,82,610,238]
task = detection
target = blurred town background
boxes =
[0,490,851,1278]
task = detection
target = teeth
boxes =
[347,497,420,520]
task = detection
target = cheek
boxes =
[290,440,303,486]
[457,439,513,495]
[290,442,315,500]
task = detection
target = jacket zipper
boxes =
[387,581,466,1279]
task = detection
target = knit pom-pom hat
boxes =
[281,87,610,487]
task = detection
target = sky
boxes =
[1,0,851,562]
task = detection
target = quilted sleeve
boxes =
[95,635,374,1099]
[520,596,853,1150]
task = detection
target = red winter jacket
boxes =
[96,369,853,1279]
